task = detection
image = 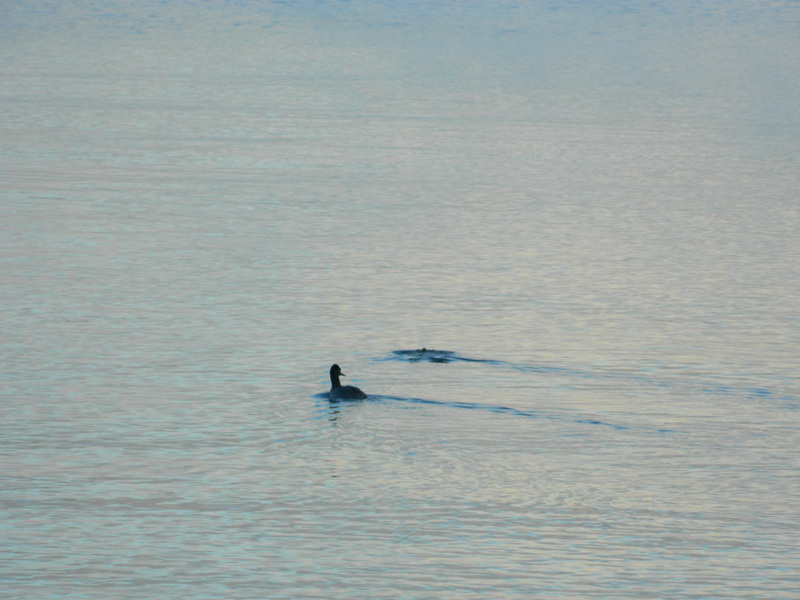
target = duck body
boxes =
[328,364,367,401]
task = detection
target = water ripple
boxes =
[381,349,798,408]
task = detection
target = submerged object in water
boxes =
[391,348,458,363]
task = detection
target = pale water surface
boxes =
[2,1,799,598]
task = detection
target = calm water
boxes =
[2,1,799,598]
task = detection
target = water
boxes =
[2,1,799,598]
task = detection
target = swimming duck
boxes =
[328,364,367,401]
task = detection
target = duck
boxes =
[328,364,367,401]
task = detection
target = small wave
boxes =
[381,350,797,409]
[382,349,576,373]
[315,394,646,431]
[386,348,462,363]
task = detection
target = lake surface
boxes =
[2,1,799,598]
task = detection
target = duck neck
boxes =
[330,373,341,390]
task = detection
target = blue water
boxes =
[2,1,799,598]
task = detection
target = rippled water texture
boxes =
[2,1,799,598]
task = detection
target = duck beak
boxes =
[340,371,346,377]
